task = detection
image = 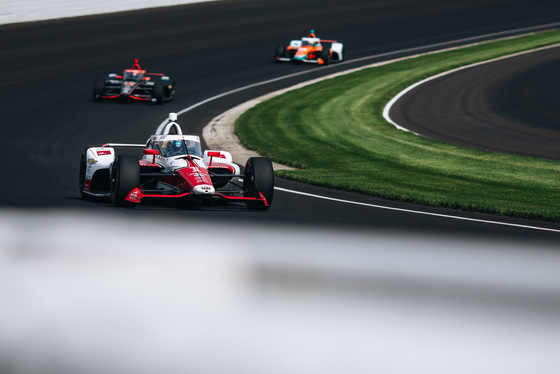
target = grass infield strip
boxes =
[236,30,560,222]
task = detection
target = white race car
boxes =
[79,113,274,210]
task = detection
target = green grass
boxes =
[236,30,560,221]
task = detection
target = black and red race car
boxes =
[92,59,175,104]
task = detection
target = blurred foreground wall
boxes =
[1,210,559,374]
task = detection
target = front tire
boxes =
[320,48,330,65]
[152,79,164,105]
[78,149,89,199]
[275,45,286,61]
[92,78,105,101]
[111,154,140,207]
[244,157,274,210]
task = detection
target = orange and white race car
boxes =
[274,30,344,65]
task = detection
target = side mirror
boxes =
[206,151,224,166]
[143,149,158,163]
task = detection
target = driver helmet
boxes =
[166,140,183,156]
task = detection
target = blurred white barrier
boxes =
[1,210,559,374]
[0,0,216,25]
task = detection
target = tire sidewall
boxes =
[111,154,140,207]
[275,45,286,60]
[152,79,164,104]
[321,48,330,65]
[93,78,105,101]
[79,150,88,199]
[244,157,274,210]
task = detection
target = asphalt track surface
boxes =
[389,45,560,160]
[2,0,560,242]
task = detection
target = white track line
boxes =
[275,187,560,234]
[160,21,560,128]
[383,43,560,132]
[165,23,560,234]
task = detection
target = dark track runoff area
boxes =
[2,0,560,241]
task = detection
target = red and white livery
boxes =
[79,113,274,210]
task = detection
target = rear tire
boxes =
[165,79,175,101]
[244,157,274,210]
[111,155,140,207]
[92,78,105,101]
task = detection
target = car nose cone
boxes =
[121,83,133,95]
[295,49,307,59]
[192,185,215,195]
